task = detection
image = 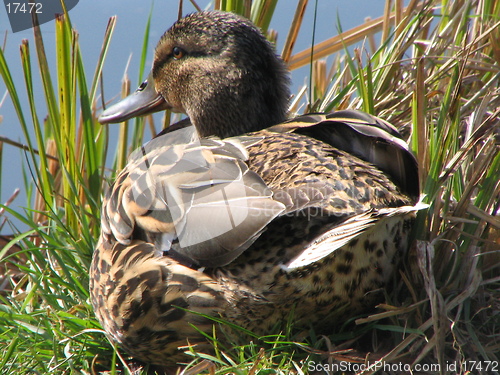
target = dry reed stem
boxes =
[287,1,422,71]
[281,0,308,63]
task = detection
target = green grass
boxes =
[1,0,499,374]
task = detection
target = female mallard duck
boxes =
[90,11,421,366]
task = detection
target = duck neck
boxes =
[187,96,289,139]
[184,58,291,139]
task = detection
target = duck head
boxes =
[99,11,291,138]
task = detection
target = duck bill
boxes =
[98,73,170,124]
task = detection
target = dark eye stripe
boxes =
[152,47,208,78]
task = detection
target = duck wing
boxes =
[281,202,426,269]
[268,110,419,200]
[102,125,285,267]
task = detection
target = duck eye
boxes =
[172,46,185,60]
[138,80,148,91]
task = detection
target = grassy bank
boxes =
[0,0,499,373]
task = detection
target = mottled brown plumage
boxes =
[90,11,422,367]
